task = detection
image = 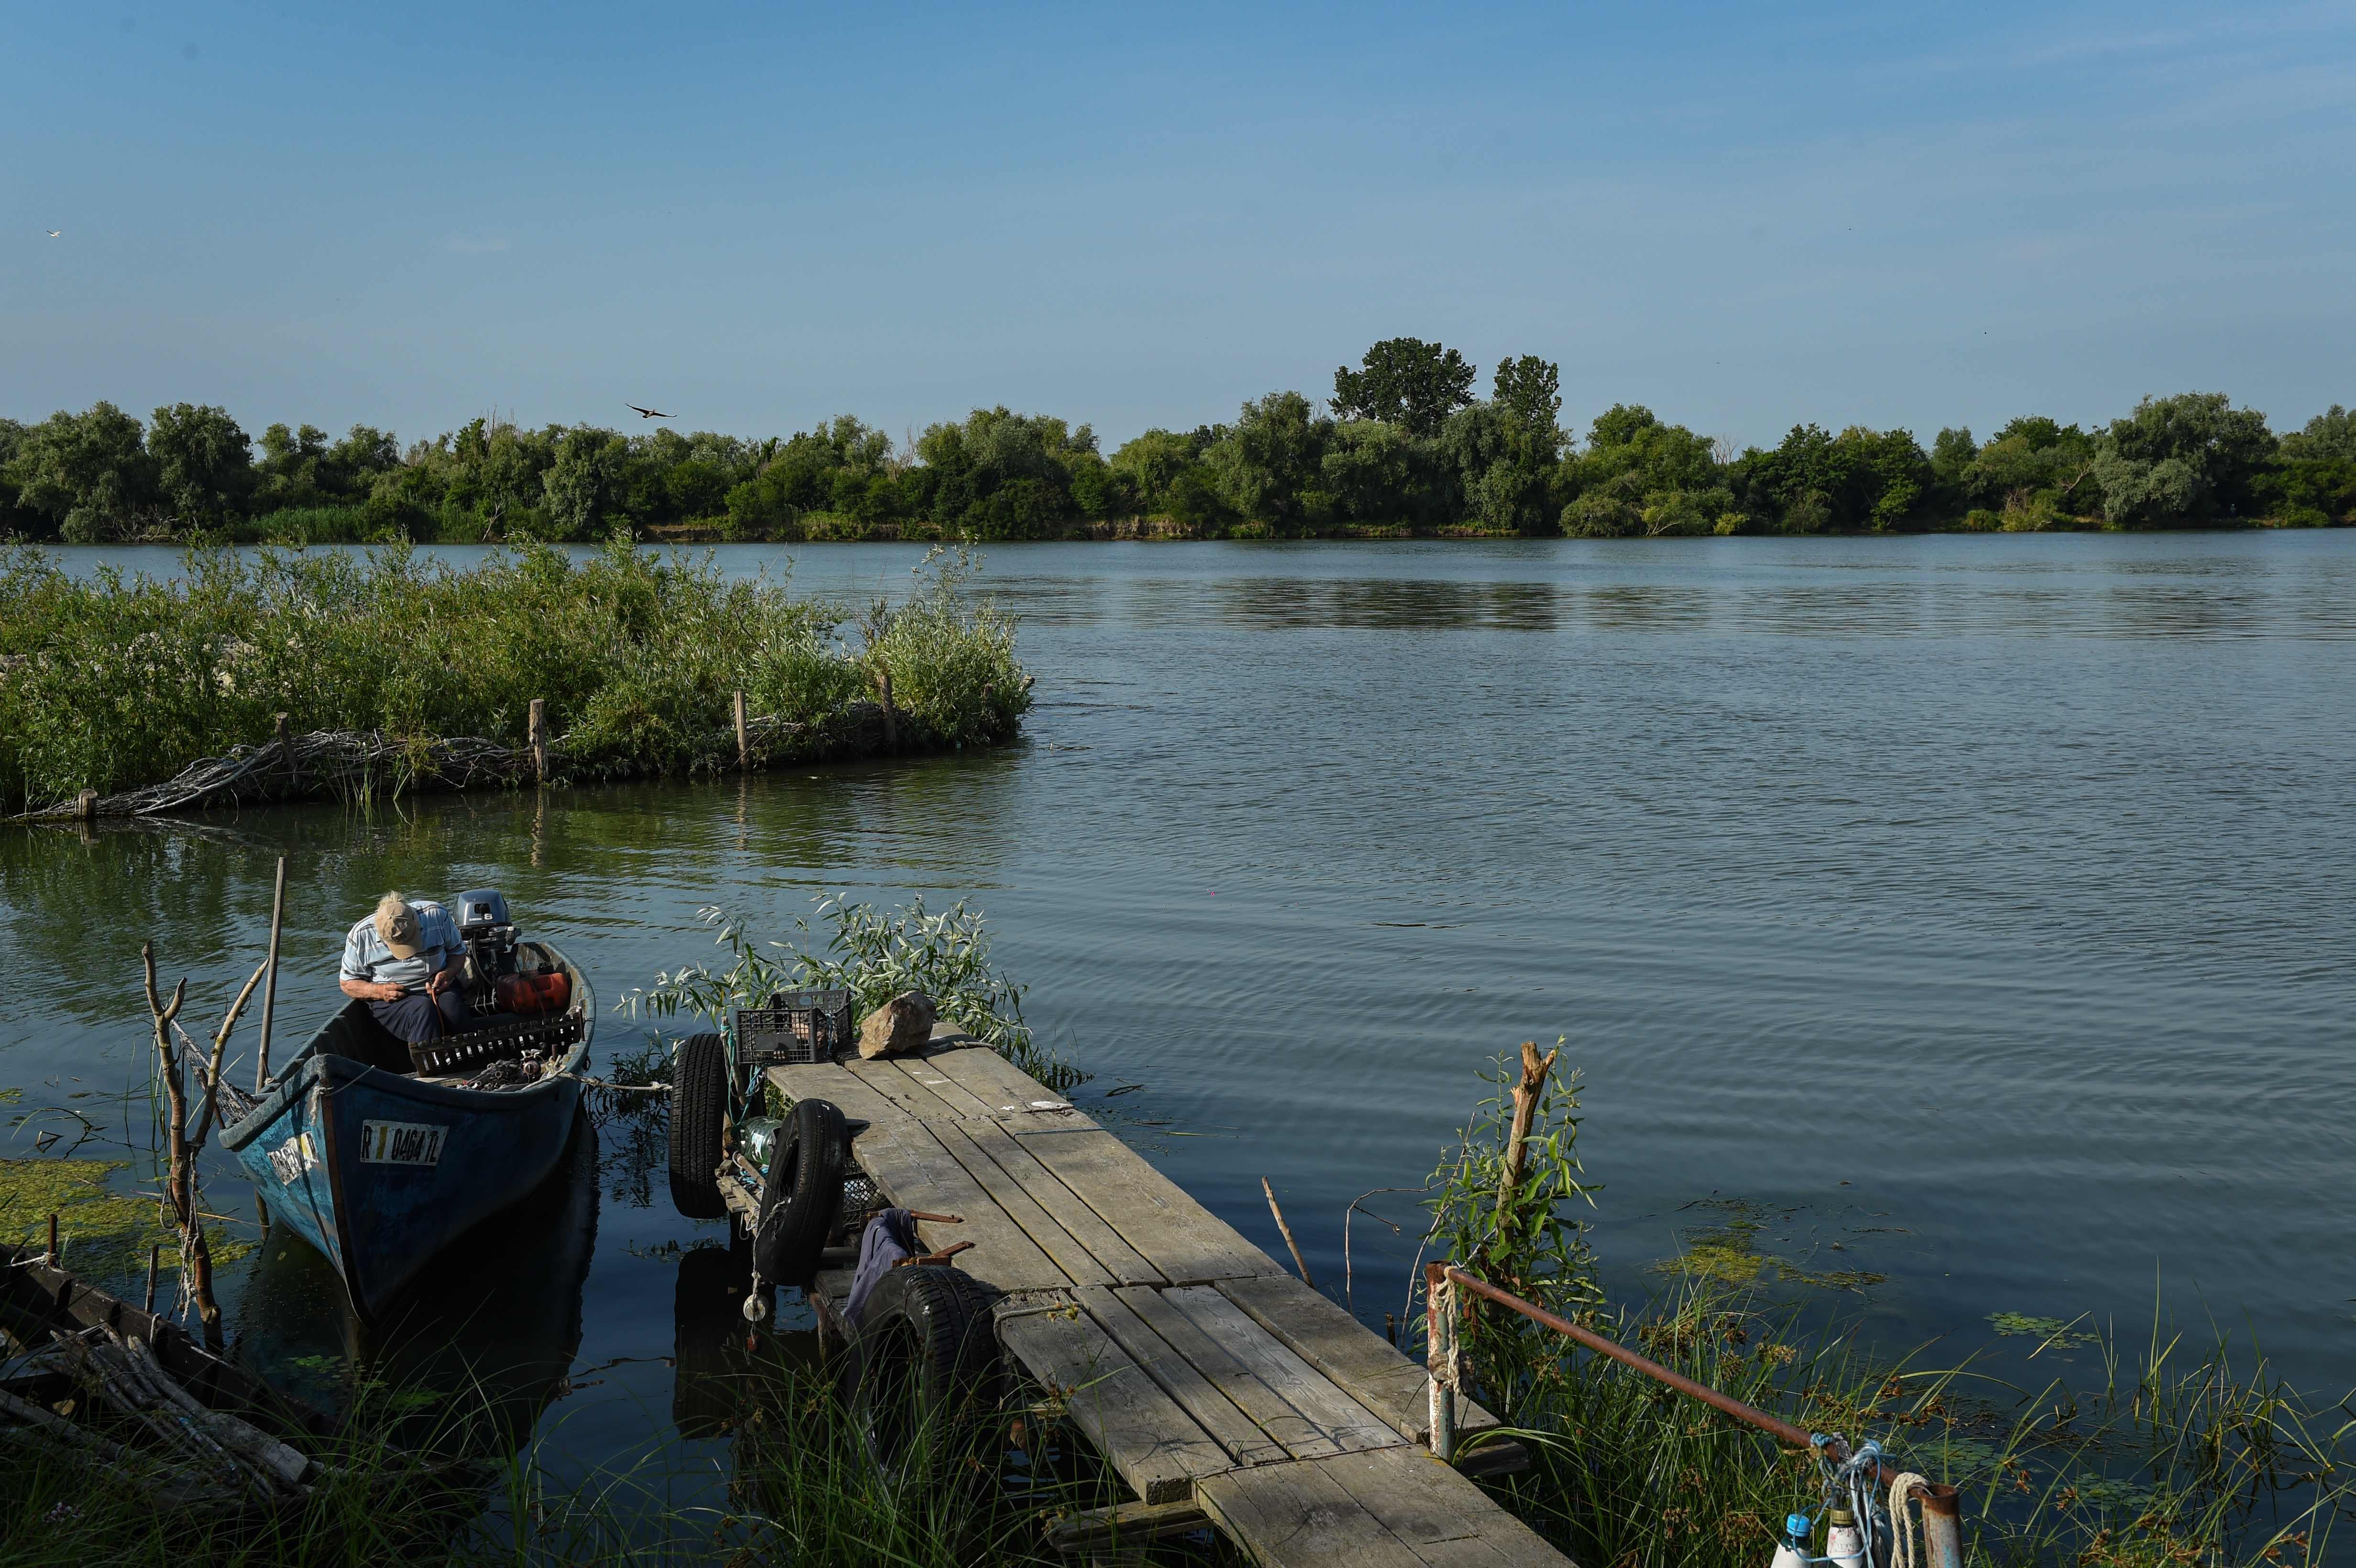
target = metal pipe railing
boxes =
[1423,1262,1961,1564]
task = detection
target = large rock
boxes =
[857,991,937,1060]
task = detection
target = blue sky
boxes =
[4,1,2351,452]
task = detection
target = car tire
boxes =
[846,1263,999,1477]
[753,1096,848,1288]
[667,1032,730,1220]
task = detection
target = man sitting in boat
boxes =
[339,893,469,1045]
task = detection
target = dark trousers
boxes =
[368,988,469,1045]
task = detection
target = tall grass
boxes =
[1420,1053,2356,1568]
[0,537,1031,814]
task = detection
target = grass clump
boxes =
[0,537,1031,814]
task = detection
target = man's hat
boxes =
[374,893,424,959]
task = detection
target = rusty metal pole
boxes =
[1921,1482,1963,1568]
[1425,1261,1457,1461]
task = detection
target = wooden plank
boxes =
[1077,1285,1288,1467]
[1011,1125,1284,1285]
[1113,1285,1386,1462]
[996,1295,1230,1506]
[956,1118,1165,1286]
[885,1056,999,1120]
[1156,1285,1403,1456]
[840,1055,968,1122]
[1044,1498,1212,1556]
[928,1121,1113,1288]
[1215,1275,1506,1445]
[1315,1447,1570,1568]
[838,1119,1070,1292]
[767,1061,910,1131]
[1196,1458,1431,1568]
[921,1043,1081,1115]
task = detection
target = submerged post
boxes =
[273,712,294,795]
[1425,1261,1457,1461]
[254,855,287,1094]
[734,689,750,770]
[74,788,97,822]
[528,698,548,782]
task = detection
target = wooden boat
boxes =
[219,926,592,1322]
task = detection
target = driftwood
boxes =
[10,698,973,824]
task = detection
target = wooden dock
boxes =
[764,1031,1572,1568]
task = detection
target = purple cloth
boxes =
[845,1208,919,1329]
[368,988,468,1045]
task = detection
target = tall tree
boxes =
[149,403,254,527]
[2091,392,2274,526]
[1331,338,1476,437]
[9,402,157,541]
[1492,355,1562,439]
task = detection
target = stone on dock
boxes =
[856,991,937,1058]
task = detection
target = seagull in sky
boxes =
[45,229,61,238]
[625,402,673,420]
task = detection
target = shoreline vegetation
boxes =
[0,540,1030,819]
[2,343,2351,548]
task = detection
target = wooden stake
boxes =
[1493,1040,1560,1235]
[733,689,749,770]
[878,669,897,751]
[1262,1176,1315,1287]
[143,1244,160,1313]
[75,787,98,821]
[273,712,294,794]
[254,855,286,1094]
[528,698,548,782]
[46,1212,58,1265]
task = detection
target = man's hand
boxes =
[426,969,456,998]
[371,981,406,1002]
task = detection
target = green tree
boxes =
[8,402,158,541]
[1208,392,1332,532]
[1492,355,1562,442]
[544,428,633,537]
[1320,420,1445,528]
[2280,404,2356,461]
[1440,403,1557,535]
[2090,393,2274,527]
[148,403,254,528]
[1331,339,1476,437]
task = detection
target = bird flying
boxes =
[625,403,673,420]
[45,229,60,238]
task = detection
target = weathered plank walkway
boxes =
[767,1031,1573,1568]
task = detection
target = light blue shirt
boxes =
[340,901,463,992]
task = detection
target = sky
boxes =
[3,0,2352,453]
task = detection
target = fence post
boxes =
[74,788,98,822]
[1425,1262,1457,1461]
[528,698,548,783]
[734,689,749,770]
[273,711,296,795]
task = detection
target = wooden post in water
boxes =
[143,1244,160,1313]
[254,856,287,1094]
[528,698,548,783]
[74,788,97,822]
[46,1213,58,1266]
[879,670,897,751]
[1487,1040,1560,1278]
[1262,1177,1315,1287]
[273,712,294,795]
[733,689,750,770]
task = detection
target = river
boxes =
[4,532,2352,1515]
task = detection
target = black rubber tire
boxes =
[667,1032,730,1220]
[847,1263,999,1477]
[753,1097,848,1288]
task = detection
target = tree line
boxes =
[4,340,2351,544]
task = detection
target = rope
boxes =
[1888,1472,1934,1568]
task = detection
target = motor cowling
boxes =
[455,887,519,1011]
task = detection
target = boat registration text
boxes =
[360,1120,449,1167]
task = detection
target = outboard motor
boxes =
[454,888,519,1012]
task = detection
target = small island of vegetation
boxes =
[3,341,2350,547]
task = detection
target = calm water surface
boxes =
[5,533,2352,1509]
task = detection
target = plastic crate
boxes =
[735,989,855,1066]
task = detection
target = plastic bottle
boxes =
[1826,1506,1865,1568]
[1770,1512,1813,1568]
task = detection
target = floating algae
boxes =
[1651,1198,1887,1293]
[0,1154,251,1279]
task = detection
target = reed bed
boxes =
[0,538,1029,817]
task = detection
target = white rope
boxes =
[1888,1471,1934,1568]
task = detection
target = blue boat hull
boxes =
[221,943,591,1320]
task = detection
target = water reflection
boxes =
[238,1109,598,1456]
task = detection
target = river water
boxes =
[4,533,2352,1513]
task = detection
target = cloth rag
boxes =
[845,1207,919,1330]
